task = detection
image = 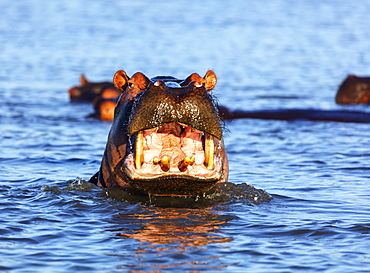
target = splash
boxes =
[104,181,272,208]
[201,182,272,205]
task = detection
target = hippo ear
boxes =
[113,70,129,91]
[80,74,89,86]
[121,72,151,101]
[180,73,203,87]
[129,72,150,90]
[204,70,217,91]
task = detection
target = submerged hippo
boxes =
[335,75,370,104]
[68,74,119,102]
[89,96,119,121]
[90,70,229,196]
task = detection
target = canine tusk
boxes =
[135,131,144,169]
[184,156,195,166]
[184,157,192,166]
[204,134,214,170]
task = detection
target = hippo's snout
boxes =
[128,80,223,139]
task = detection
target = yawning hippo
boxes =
[90,70,229,197]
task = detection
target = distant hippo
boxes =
[90,70,229,197]
[68,74,120,102]
[335,75,370,104]
[89,96,119,121]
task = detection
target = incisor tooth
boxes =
[190,157,195,164]
[184,157,192,166]
[162,156,169,165]
[161,156,170,171]
[184,157,195,166]
[135,131,144,169]
[204,134,214,170]
[178,157,195,172]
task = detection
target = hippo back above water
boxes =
[90,70,229,197]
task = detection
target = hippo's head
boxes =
[68,74,119,102]
[335,75,370,104]
[91,70,228,196]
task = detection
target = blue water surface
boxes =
[1,0,370,272]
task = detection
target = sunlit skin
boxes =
[67,86,81,100]
[358,91,370,104]
[336,74,370,104]
[100,88,120,99]
[98,100,117,121]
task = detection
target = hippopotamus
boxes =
[89,70,229,197]
[335,75,370,104]
[68,74,120,102]
[89,96,119,121]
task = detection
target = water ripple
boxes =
[2,0,370,271]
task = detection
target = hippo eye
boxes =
[128,82,134,88]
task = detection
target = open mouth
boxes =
[122,122,225,196]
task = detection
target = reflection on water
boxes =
[113,207,233,247]
[100,181,270,270]
[109,206,234,270]
[42,179,245,270]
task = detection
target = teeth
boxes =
[204,134,214,170]
[191,157,195,165]
[153,157,159,165]
[135,131,144,169]
[160,156,170,172]
[184,157,195,166]
[135,127,216,171]
[161,156,169,165]
[178,156,195,172]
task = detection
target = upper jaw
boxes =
[127,81,223,140]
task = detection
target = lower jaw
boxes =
[129,175,220,197]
